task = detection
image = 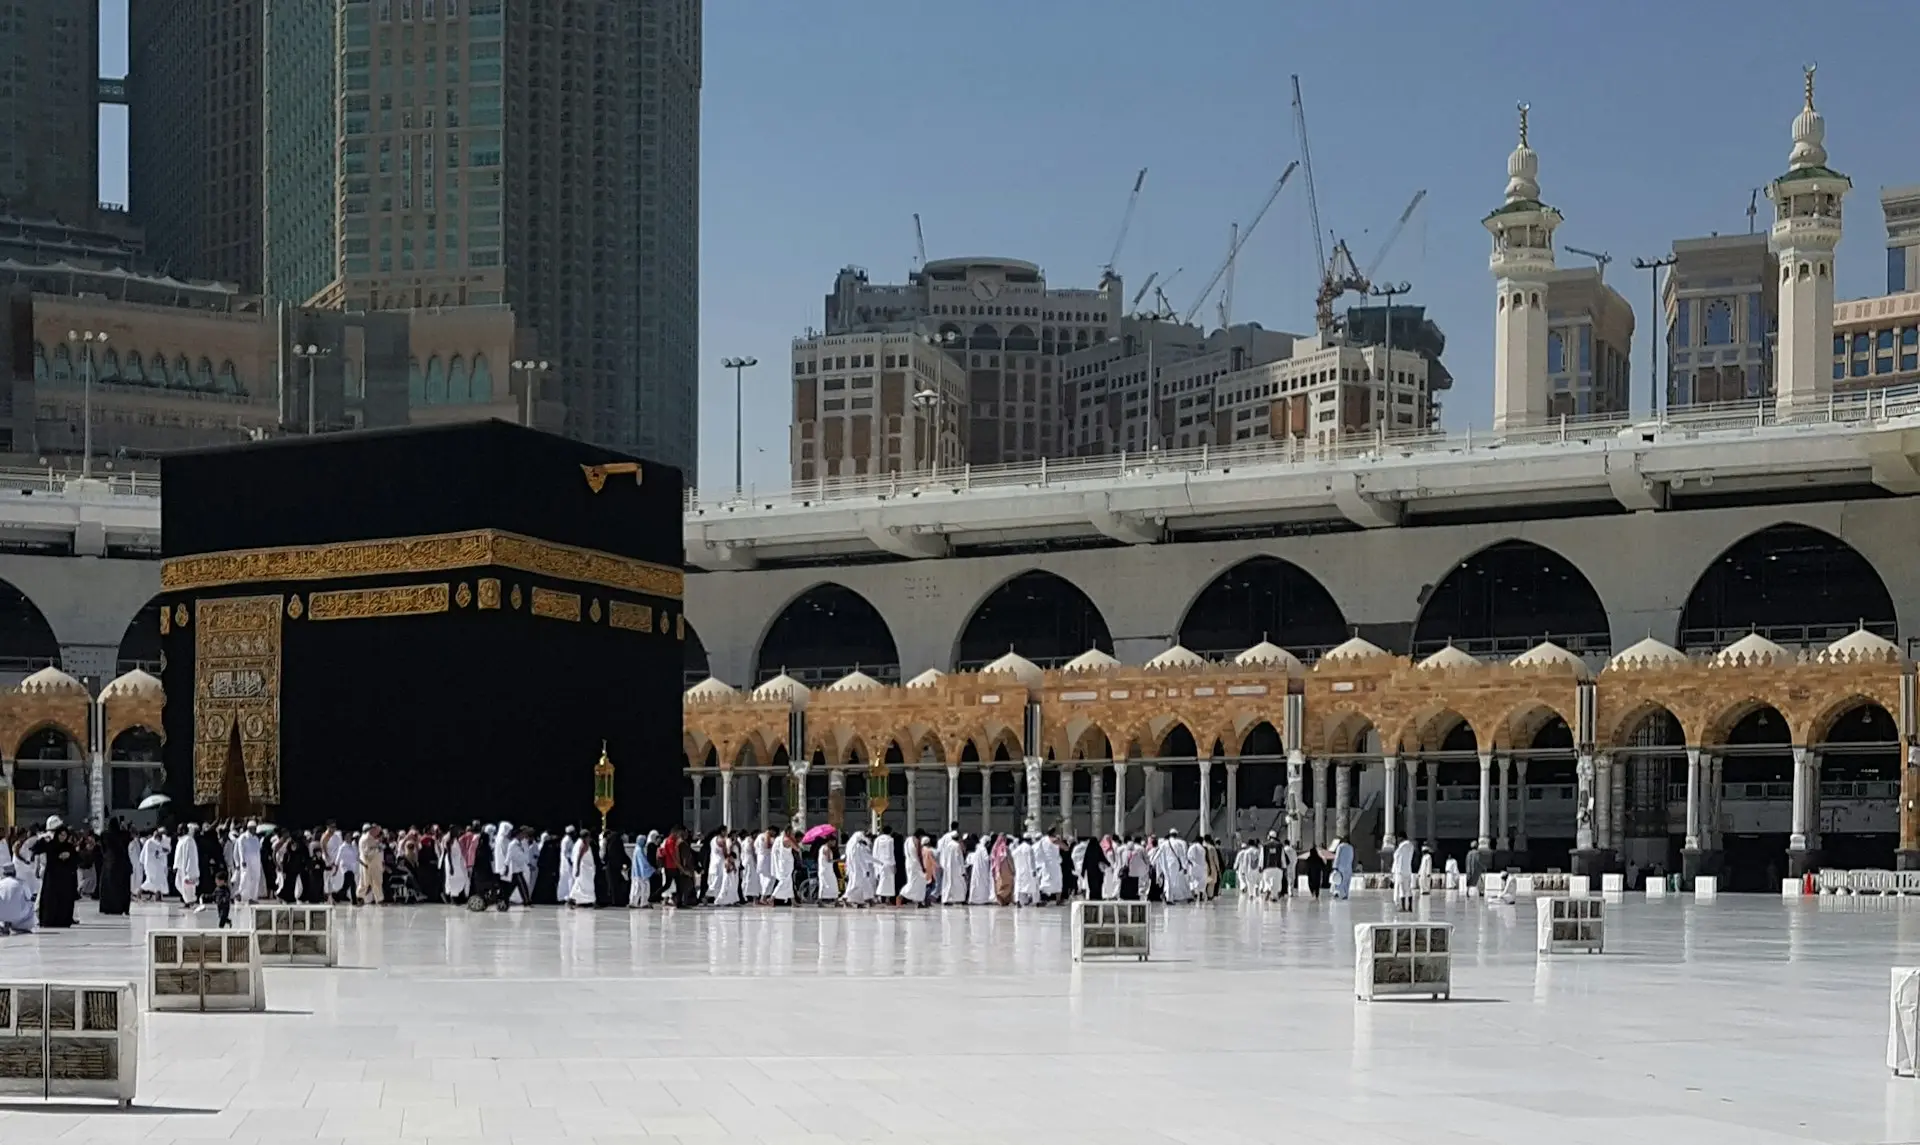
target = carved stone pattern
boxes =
[307,583,451,621]
[160,528,682,600]
[608,600,653,633]
[477,578,501,610]
[191,595,282,805]
[530,587,581,622]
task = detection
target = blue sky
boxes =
[97,1,1920,492]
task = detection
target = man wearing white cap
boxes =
[0,862,32,933]
[173,824,203,910]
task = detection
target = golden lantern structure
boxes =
[865,759,889,829]
[593,741,616,831]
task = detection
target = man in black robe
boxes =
[1083,834,1110,900]
[280,832,312,902]
[597,830,624,906]
[99,819,133,915]
[31,825,81,928]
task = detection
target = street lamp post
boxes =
[1632,255,1677,417]
[66,330,107,478]
[916,330,961,477]
[1369,281,1413,432]
[721,356,758,497]
[511,359,551,428]
[291,343,332,435]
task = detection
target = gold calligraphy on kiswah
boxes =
[307,583,451,621]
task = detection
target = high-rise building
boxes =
[263,0,339,305]
[0,0,100,226]
[1882,184,1920,295]
[823,257,1124,465]
[129,0,266,292]
[788,330,967,484]
[1539,268,1634,418]
[1663,233,1776,408]
[328,0,702,468]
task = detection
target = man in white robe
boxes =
[492,822,514,882]
[0,864,32,933]
[937,828,965,905]
[567,834,599,907]
[1155,833,1192,903]
[1011,836,1039,906]
[1418,845,1435,895]
[756,831,774,899]
[741,831,763,900]
[841,831,875,906]
[1187,837,1209,902]
[442,828,472,900]
[1038,831,1064,902]
[140,830,170,899]
[505,831,534,904]
[769,831,796,904]
[1392,838,1417,912]
[901,835,928,905]
[872,830,898,902]
[1070,838,1090,897]
[705,833,729,904]
[239,826,264,904]
[173,826,202,909]
[11,834,38,902]
[334,831,362,904]
[1234,839,1262,896]
[557,827,578,903]
[965,839,994,905]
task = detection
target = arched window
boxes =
[172,355,190,387]
[122,351,145,384]
[52,343,72,381]
[32,343,47,381]
[218,360,240,394]
[196,357,215,390]
[1703,299,1733,345]
[424,356,446,403]
[470,354,492,400]
[100,348,121,381]
[407,357,424,405]
[448,355,469,402]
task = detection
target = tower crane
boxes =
[1179,161,1298,325]
[1564,245,1611,279]
[912,213,927,269]
[1100,167,1148,287]
[1150,268,1184,320]
[1218,222,1239,330]
[1364,189,1427,281]
[1129,271,1160,312]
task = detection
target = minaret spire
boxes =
[1485,100,1561,431]
[1767,65,1848,410]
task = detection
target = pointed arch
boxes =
[1412,539,1608,658]
[1179,555,1348,657]
[424,356,447,403]
[1678,523,1895,650]
[448,355,470,402]
[956,569,1111,668]
[471,354,494,400]
[754,582,899,685]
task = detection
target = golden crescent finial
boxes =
[1803,64,1816,110]
[1517,102,1531,147]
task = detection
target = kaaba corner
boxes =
[156,420,686,832]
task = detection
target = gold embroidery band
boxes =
[308,583,451,621]
[160,528,682,599]
[608,600,653,632]
[530,586,582,622]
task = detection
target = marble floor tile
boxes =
[0,896,1916,1142]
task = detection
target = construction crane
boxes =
[1563,245,1612,280]
[1364,190,1427,281]
[1149,268,1184,320]
[1217,222,1239,330]
[1129,271,1160,312]
[1100,167,1148,287]
[912,213,927,268]
[1180,161,1298,325]
[1291,75,1335,334]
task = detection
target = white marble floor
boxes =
[1,893,1919,1143]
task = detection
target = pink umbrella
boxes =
[801,824,837,845]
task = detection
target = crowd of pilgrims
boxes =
[0,815,1392,928]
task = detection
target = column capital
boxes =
[1224,761,1239,773]
[946,763,961,777]
[1382,753,1399,770]
[1792,745,1809,766]
[1478,751,1493,769]
[1686,745,1701,766]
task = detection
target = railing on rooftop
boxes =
[0,468,160,497]
[686,383,1920,513]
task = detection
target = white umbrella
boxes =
[137,793,171,811]
[255,823,277,836]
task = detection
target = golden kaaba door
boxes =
[216,723,255,820]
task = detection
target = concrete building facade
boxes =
[1883,183,1920,295]
[1664,233,1777,408]
[1541,267,1634,418]
[789,330,967,483]
[0,0,99,227]
[1061,321,1301,454]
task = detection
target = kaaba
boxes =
[157,420,685,833]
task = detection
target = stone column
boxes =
[1334,763,1351,842]
[1423,760,1437,847]
[1515,758,1530,854]
[1023,756,1044,836]
[946,765,961,830]
[1476,752,1494,851]
[1091,767,1106,839]
[982,767,996,835]
[720,770,736,830]
[1591,752,1611,854]
[689,774,704,833]
[1380,754,1399,870]
[1707,753,1723,853]
[758,772,772,832]
[1899,745,1920,870]
[1571,751,1596,876]
[905,768,919,836]
[1224,763,1239,842]
[1057,763,1075,838]
[1311,759,1328,847]
[1112,763,1128,837]
[1197,759,1213,839]
[1609,753,1628,852]
[1683,746,1701,849]
[2,759,13,828]
[1788,745,1809,854]
[1497,756,1511,853]
[87,702,105,832]
[828,768,846,833]
[1143,764,1158,835]
[1285,750,1305,847]
[789,766,809,832]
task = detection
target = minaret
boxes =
[1485,104,1562,431]
[1766,66,1849,409]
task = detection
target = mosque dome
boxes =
[751,672,811,709]
[1145,644,1206,670]
[100,667,163,700]
[1822,627,1899,663]
[683,676,738,702]
[1063,648,1121,674]
[827,669,884,692]
[1235,640,1304,675]
[1608,637,1687,670]
[1417,644,1482,671]
[1713,632,1791,667]
[980,651,1044,689]
[904,668,946,689]
[1318,636,1389,665]
[1510,640,1590,680]
[18,665,85,695]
